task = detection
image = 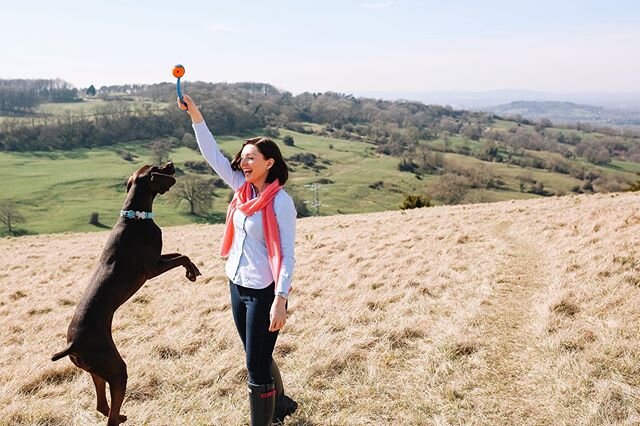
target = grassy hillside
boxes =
[4,124,640,235]
[2,96,640,235]
[1,193,639,424]
[0,130,432,234]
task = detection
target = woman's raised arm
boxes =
[178,95,245,190]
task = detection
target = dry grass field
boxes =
[1,193,640,425]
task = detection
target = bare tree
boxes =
[415,144,445,173]
[169,175,216,216]
[0,201,25,236]
[181,133,197,150]
[441,130,451,149]
[430,174,470,205]
[149,140,173,165]
[517,171,535,193]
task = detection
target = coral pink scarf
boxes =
[220,181,282,286]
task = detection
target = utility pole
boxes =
[304,183,324,216]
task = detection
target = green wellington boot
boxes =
[271,360,298,423]
[248,382,276,426]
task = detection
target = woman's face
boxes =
[240,144,274,185]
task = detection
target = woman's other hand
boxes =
[177,94,203,124]
[269,297,287,332]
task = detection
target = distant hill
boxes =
[486,100,640,127]
[353,89,640,111]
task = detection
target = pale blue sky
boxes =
[2,0,639,93]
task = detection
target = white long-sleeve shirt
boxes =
[193,121,296,295]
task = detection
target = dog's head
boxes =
[127,162,176,195]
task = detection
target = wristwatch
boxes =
[276,291,289,300]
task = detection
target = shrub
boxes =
[398,158,419,173]
[263,126,280,138]
[289,153,317,167]
[626,175,640,192]
[528,181,550,196]
[548,157,570,174]
[283,135,295,146]
[117,149,134,161]
[284,123,308,133]
[182,133,198,150]
[593,176,631,193]
[461,123,482,141]
[291,194,312,218]
[316,178,334,184]
[400,194,432,210]
[184,160,211,174]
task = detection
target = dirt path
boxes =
[471,220,554,423]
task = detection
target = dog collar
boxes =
[120,210,154,220]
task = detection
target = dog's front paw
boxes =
[185,262,201,282]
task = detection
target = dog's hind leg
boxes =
[105,358,128,426]
[92,351,128,426]
[91,373,110,418]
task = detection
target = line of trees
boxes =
[0,79,79,114]
[0,81,479,152]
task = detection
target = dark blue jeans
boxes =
[229,281,280,385]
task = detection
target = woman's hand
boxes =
[177,94,204,124]
[269,296,287,332]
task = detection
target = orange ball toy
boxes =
[172,65,185,78]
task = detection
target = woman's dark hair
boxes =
[231,137,289,185]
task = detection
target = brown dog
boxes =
[51,162,201,425]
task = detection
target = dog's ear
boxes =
[126,176,134,193]
[150,172,176,194]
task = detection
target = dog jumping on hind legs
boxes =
[51,162,201,426]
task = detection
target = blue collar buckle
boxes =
[120,210,154,220]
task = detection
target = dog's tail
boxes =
[51,343,73,362]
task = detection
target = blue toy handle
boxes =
[177,77,187,109]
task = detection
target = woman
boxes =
[178,95,298,425]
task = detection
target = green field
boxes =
[0,130,433,234]
[2,115,640,235]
